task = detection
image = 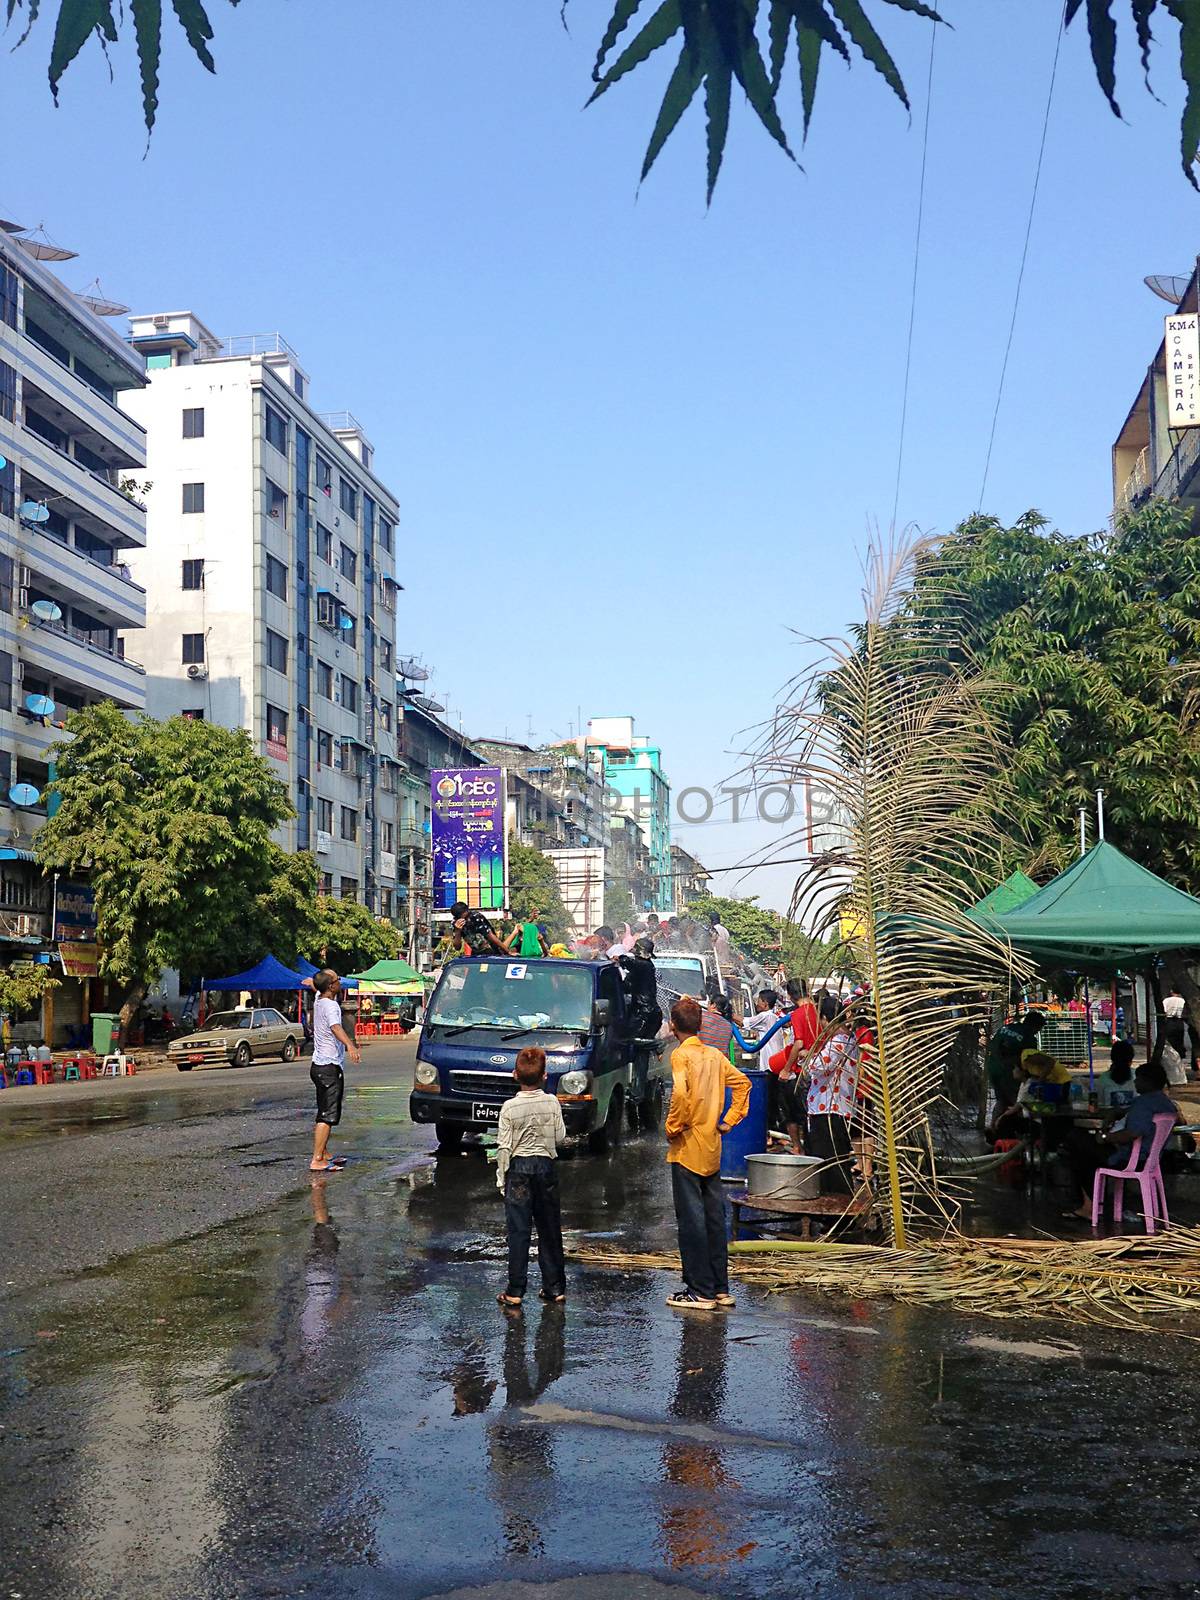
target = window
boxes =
[182,633,205,665]
[25,318,67,365]
[317,796,333,832]
[381,820,394,852]
[265,404,288,455]
[340,877,359,901]
[315,455,332,497]
[379,517,393,553]
[315,524,333,563]
[340,612,356,649]
[0,261,17,329]
[146,352,172,370]
[181,708,204,721]
[316,591,338,629]
[0,651,11,713]
[0,359,14,424]
[340,806,358,843]
[265,553,288,600]
[74,358,114,403]
[339,478,358,518]
[266,629,288,674]
[316,729,333,767]
[182,407,204,439]
[317,871,333,895]
[340,675,358,712]
[0,458,13,520]
[293,372,306,401]
[182,482,205,514]
[381,639,393,673]
[339,543,357,583]
[265,479,287,528]
[316,660,333,699]
[381,890,393,919]
[181,559,204,591]
[380,699,393,732]
[266,705,288,749]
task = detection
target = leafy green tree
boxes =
[248,848,319,968]
[508,836,571,942]
[605,882,635,929]
[310,896,400,974]
[36,707,294,1036]
[0,962,58,1024]
[9,2,1199,193]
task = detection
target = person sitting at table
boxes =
[985,1011,1045,1136]
[1095,1040,1138,1112]
[1063,1060,1182,1222]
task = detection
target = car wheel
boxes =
[176,1062,193,1072]
[436,1123,464,1152]
[233,1042,252,1068]
[588,1087,624,1154]
[281,1037,298,1062]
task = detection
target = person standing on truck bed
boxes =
[506,907,549,958]
[664,996,750,1313]
[450,900,510,957]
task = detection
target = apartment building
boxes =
[582,716,672,911]
[0,231,147,993]
[1112,266,1200,520]
[121,314,401,913]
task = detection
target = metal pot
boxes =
[745,1151,823,1201]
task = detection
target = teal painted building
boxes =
[585,716,672,913]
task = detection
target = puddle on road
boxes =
[519,1401,793,1451]
[963,1334,1081,1360]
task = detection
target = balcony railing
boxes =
[28,616,145,674]
[1155,428,1200,501]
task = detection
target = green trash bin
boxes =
[91,1012,119,1055]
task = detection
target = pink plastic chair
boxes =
[1091,1112,1176,1233]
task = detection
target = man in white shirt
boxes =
[310,969,361,1173]
[496,1047,568,1307]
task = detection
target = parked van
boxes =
[411,956,639,1153]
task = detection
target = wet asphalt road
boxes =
[2,1041,1200,1600]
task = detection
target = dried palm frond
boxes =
[751,537,1036,1245]
[568,1232,1200,1338]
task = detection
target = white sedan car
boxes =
[170,1007,303,1071]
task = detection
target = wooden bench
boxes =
[728,1189,878,1241]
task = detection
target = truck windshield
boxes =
[428,962,592,1031]
[653,961,705,1003]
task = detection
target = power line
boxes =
[977,3,1065,510]
[890,16,938,536]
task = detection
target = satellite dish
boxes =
[24,694,55,718]
[411,695,444,714]
[30,599,63,623]
[0,455,6,472]
[338,614,354,631]
[16,225,77,262]
[398,658,429,681]
[1145,274,1191,305]
[8,784,41,808]
[19,501,49,525]
[0,218,27,234]
[75,278,130,318]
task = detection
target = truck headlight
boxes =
[414,1061,439,1087]
[558,1070,589,1096]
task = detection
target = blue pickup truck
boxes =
[410,955,655,1152]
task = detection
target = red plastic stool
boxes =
[32,1062,54,1086]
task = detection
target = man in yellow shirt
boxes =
[664,996,750,1312]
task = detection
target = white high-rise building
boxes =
[121,314,403,914]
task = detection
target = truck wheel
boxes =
[588,1087,624,1154]
[436,1124,464,1152]
[639,1080,664,1132]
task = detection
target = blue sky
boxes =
[5,1,1199,912]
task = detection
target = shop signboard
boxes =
[58,942,101,978]
[431,767,506,915]
[54,881,96,943]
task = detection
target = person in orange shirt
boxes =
[664,996,750,1313]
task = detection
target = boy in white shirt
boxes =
[496,1047,567,1308]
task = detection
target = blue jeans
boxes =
[671,1163,728,1299]
[504,1156,565,1298]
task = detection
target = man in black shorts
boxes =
[310,969,361,1172]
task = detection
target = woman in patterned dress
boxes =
[805,1013,860,1194]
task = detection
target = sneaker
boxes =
[666,1289,717,1311]
[713,1293,736,1309]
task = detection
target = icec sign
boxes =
[431,767,507,915]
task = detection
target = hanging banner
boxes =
[58,942,101,978]
[1166,312,1200,426]
[431,767,506,915]
[54,881,96,943]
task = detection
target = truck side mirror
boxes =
[592,998,611,1031]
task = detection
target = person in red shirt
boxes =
[768,979,820,1153]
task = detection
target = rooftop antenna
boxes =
[1078,805,1088,859]
[1145,274,1190,305]
[75,278,130,317]
[15,223,77,262]
[1096,788,1105,842]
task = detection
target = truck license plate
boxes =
[473,1101,503,1123]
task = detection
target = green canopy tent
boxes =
[346,957,428,996]
[966,870,1041,926]
[990,841,1200,971]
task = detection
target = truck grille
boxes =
[449,1071,519,1100]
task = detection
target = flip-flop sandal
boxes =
[311,1160,346,1173]
[538,1291,566,1304]
[496,1293,523,1308]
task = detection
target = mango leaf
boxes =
[797,19,821,134]
[1066,0,1121,115]
[170,0,216,73]
[589,0,682,101]
[826,0,915,108]
[594,0,644,80]
[704,48,732,200]
[640,38,705,180]
[768,0,790,90]
[48,0,116,101]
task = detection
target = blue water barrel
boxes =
[719,1067,770,1181]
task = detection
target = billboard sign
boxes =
[1166,312,1200,426]
[54,881,96,943]
[431,767,506,915]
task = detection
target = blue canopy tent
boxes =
[201,954,311,1023]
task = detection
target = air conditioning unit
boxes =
[153,314,170,329]
[15,914,39,937]
[186,664,208,680]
